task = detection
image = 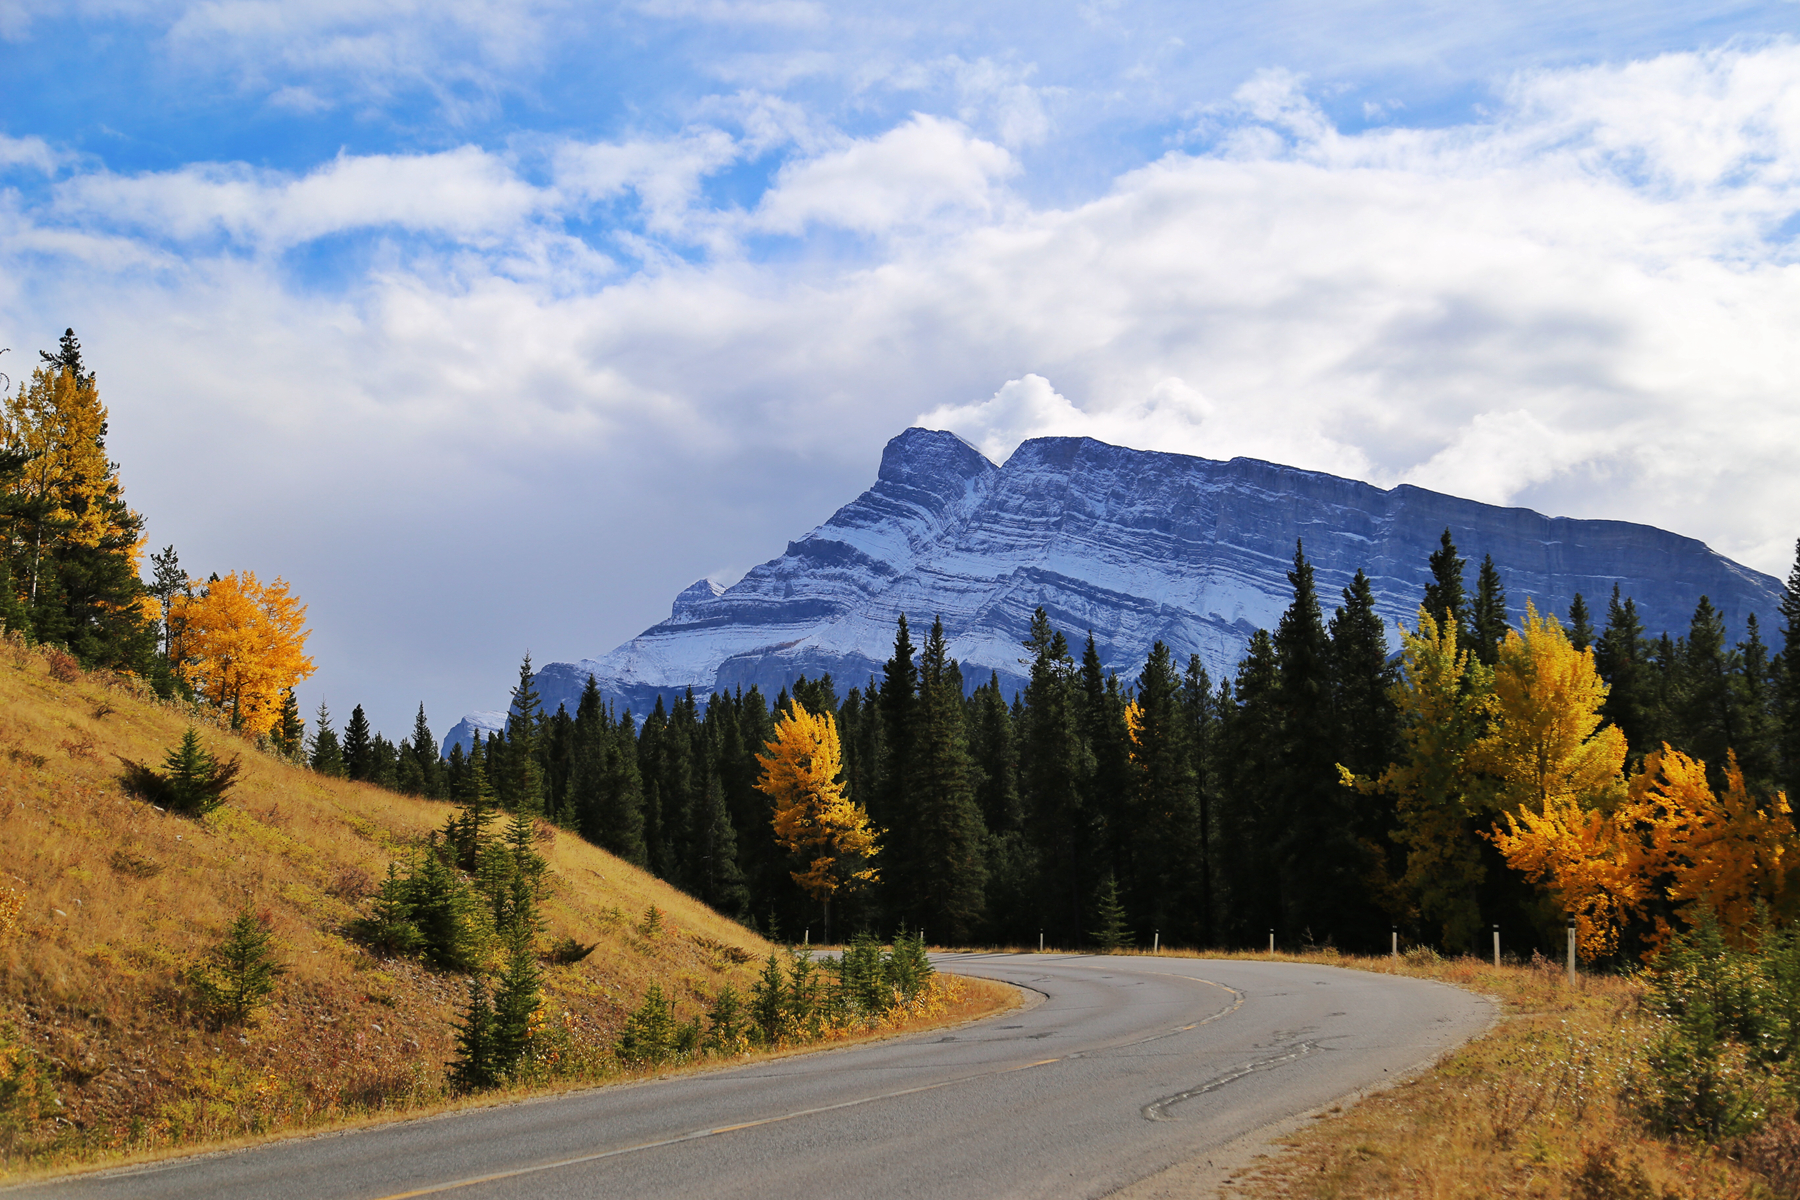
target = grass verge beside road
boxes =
[1193,948,1769,1200]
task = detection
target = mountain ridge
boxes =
[448,428,1782,752]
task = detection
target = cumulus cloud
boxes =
[5,37,1800,736]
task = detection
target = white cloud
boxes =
[7,41,1800,734]
[751,114,1016,235]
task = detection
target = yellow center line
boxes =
[366,1055,1066,1200]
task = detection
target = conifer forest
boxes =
[9,329,1800,968]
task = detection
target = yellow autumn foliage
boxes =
[169,571,314,737]
[756,701,879,905]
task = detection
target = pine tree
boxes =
[1595,586,1652,759]
[1182,655,1221,945]
[270,689,304,760]
[1679,597,1739,784]
[502,654,546,813]
[342,704,374,781]
[1470,554,1508,666]
[1782,538,1800,802]
[910,616,988,943]
[1089,873,1132,951]
[308,701,344,777]
[410,704,442,798]
[877,614,921,925]
[491,937,543,1077]
[1567,593,1595,654]
[123,727,241,815]
[449,976,499,1091]
[1017,608,1095,947]
[1422,529,1468,642]
[148,544,186,658]
[1218,630,1282,943]
[694,769,748,917]
[1126,642,1197,945]
[1079,632,1132,899]
[192,906,286,1024]
[1734,614,1779,792]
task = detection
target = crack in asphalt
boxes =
[1140,1039,1325,1122]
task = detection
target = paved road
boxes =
[12,955,1492,1200]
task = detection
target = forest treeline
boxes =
[326,529,1800,963]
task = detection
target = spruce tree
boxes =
[910,616,988,943]
[1329,570,1401,915]
[1079,632,1132,896]
[877,614,921,926]
[1780,538,1800,803]
[343,704,374,781]
[1017,608,1095,947]
[1679,596,1739,782]
[308,702,344,777]
[449,976,499,1091]
[410,704,442,798]
[1271,540,1374,946]
[491,938,543,1077]
[271,689,305,761]
[1089,873,1132,951]
[502,654,547,813]
[1181,655,1220,945]
[637,698,671,878]
[1470,554,1508,666]
[1567,593,1595,654]
[1734,614,1779,791]
[1595,586,1652,758]
[1127,642,1197,945]
[192,906,286,1024]
[1422,529,1468,641]
[693,769,748,917]
[1218,630,1281,944]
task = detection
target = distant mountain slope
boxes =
[457,428,1783,743]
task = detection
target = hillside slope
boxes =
[0,637,772,1173]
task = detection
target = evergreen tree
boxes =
[1567,593,1595,654]
[1734,614,1779,792]
[307,701,344,777]
[1217,630,1281,944]
[638,697,671,877]
[693,769,749,917]
[191,906,286,1024]
[270,688,304,760]
[1595,586,1652,758]
[877,614,921,925]
[1781,539,1800,802]
[1017,608,1095,947]
[1470,554,1508,666]
[342,704,374,781]
[1126,641,1198,945]
[1422,529,1468,642]
[1271,540,1376,946]
[909,616,988,943]
[1079,632,1132,894]
[502,654,547,813]
[1181,656,1221,945]
[491,939,543,1077]
[1678,597,1739,783]
[1089,873,1132,951]
[148,544,186,658]
[410,704,442,798]
[449,976,499,1091]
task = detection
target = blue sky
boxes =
[2,0,1798,741]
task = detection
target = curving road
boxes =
[11,955,1492,1200]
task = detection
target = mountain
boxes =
[449,428,1785,750]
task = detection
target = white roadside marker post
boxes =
[1567,923,1577,986]
[1268,928,1275,955]
[1391,926,1398,958]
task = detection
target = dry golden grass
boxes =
[1178,947,1769,1200]
[0,635,998,1179]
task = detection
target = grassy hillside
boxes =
[0,636,778,1174]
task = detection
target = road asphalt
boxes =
[8,954,1493,1200]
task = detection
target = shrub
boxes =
[190,907,286,1025]
[617,985,679,1065]
[121,727,241,816]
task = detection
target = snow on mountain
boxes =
[448,427,1785,753]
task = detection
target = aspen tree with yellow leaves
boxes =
[0,330,155,667]
[169,570,315,737]
[756,700,879,940]
[1341,608,1492,949]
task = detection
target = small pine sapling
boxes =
[191,907,286,1024]
[884,930,935,1000]
[1089,874,1133,952]
[449,976,499,1092]
[350,863,425,958]
[703,984,748,1055]
[749,954,790,1046]
[616,984,678,1065]
[491,938,544,1077]
[121,727,241,816]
